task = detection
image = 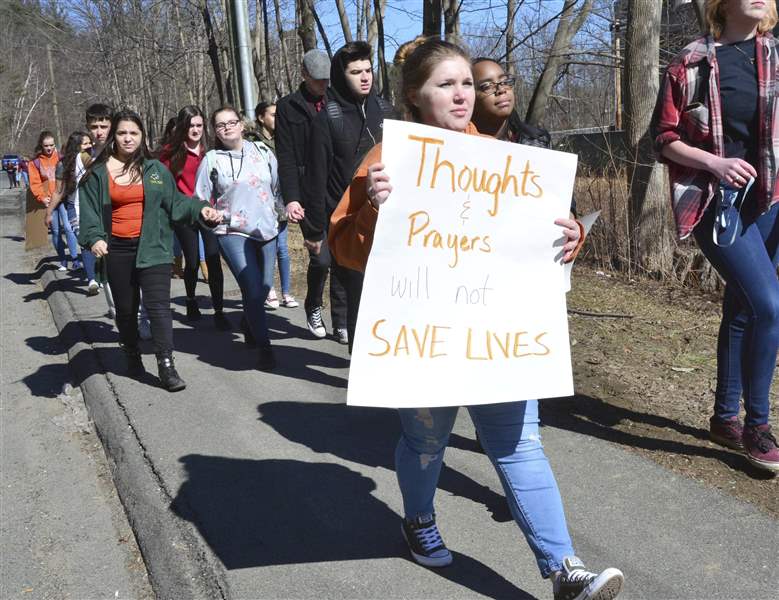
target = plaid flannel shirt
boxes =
[651,34,779,239]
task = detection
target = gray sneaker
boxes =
[553,557,623,600]
[333,327,349,345]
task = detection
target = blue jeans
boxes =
[218,234,277,346]
[396,400,574,577]
[694,201,779,427]
[51,203,80,266]
[275,221,291,295]
[82,249,97,282]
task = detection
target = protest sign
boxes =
[347,120,578,408]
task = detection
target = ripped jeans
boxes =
[396,400,574,577]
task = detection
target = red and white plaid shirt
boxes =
[651,34,779,239]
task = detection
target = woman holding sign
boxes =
[651,0,779,472]
[329,39,623,600]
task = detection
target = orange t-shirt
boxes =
[109,175,144,238]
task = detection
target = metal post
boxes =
[232,0,256,120]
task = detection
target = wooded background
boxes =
[1,0,773,284]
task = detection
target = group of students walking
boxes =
[24,0,779,597]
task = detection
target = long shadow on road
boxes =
[171,454,534,599]
[257,401,513,522]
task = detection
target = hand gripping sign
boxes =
[347,120,578,408]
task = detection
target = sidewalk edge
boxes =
[42,269,229,600]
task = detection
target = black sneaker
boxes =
[213,311,232,331]
[257,345,276,372]
[401,513,452,568]
[553,557,624,600]
[306,306,327,338]
[240,315,257,348]
[186,298,201,321]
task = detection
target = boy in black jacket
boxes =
[301,41,394,347]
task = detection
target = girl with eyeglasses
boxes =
[329,39,623,600]
[193,105,282,371]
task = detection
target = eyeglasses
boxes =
[214,119,241,131]
[477,77,516,95]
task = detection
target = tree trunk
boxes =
[443,0,460,44]
[368,0,386,54]
[625,0,673,274]
[273,0,294,93]
[253,0,271,101]
[307,0,333,57]
[506,0,515,75]
[691,0,706,33]
[335,0,353,42]
[373,0,389,99]
[174,2,196,105]
[297,0,317,52]
[525,0,593,127]
[200,0,226,105]
[423,0,442,38]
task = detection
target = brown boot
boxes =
[199,260,209,282]
[172,256,184,279]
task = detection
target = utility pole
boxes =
[611,16,623,130]
[46,44,63,145]
[229,0,257,120]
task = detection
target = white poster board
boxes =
[347,120,578,408]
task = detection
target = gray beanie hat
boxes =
[302,49,331,79]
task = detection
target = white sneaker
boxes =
[264,288,280,309]
[280,294,299,308]
[87,280,100,296]
[553,556,624,600]
[306,306,327,338]
[138,317,152,341]
[57,264,67,272]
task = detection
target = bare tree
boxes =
[335,0,354,42]
[525,0,594,127]
[443,0,461,44]
[423,0,442,38]
[624,0,673,273]
[296,0,317,51]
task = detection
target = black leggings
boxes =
[173,222,224,311]
[107,236,173,353]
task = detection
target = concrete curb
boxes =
[42,269,229,600]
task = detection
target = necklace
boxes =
[728,40,755,65]
[228,147,244,182]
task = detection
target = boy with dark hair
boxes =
[302,41,395,346]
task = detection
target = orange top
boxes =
[328,121,585,272]
[110,175,144,238]
[28,152,59,204]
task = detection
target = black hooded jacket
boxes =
[300,47,395,241]
[275,83,326,206]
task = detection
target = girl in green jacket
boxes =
[79,110,221,392]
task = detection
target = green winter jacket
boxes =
[78,160,208,279]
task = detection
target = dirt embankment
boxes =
[546,267,778,517]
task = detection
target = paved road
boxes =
[0,189,153,599]
[6,185,779,599]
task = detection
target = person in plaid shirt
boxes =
[651,0,779,473]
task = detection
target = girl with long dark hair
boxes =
[160,105,229,329]
[78,109,221,392]
[47,131,99,294]
[329,39,623,600]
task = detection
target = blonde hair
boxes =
[706,0,778,39]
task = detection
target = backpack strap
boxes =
[376,96,395,119]
[33,158,41,172]
[326,100,345,142]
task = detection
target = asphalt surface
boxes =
[4,184,779,599]
[0,188,153,599]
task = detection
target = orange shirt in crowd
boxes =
[109,175,144,238]
[28,152,60,204]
